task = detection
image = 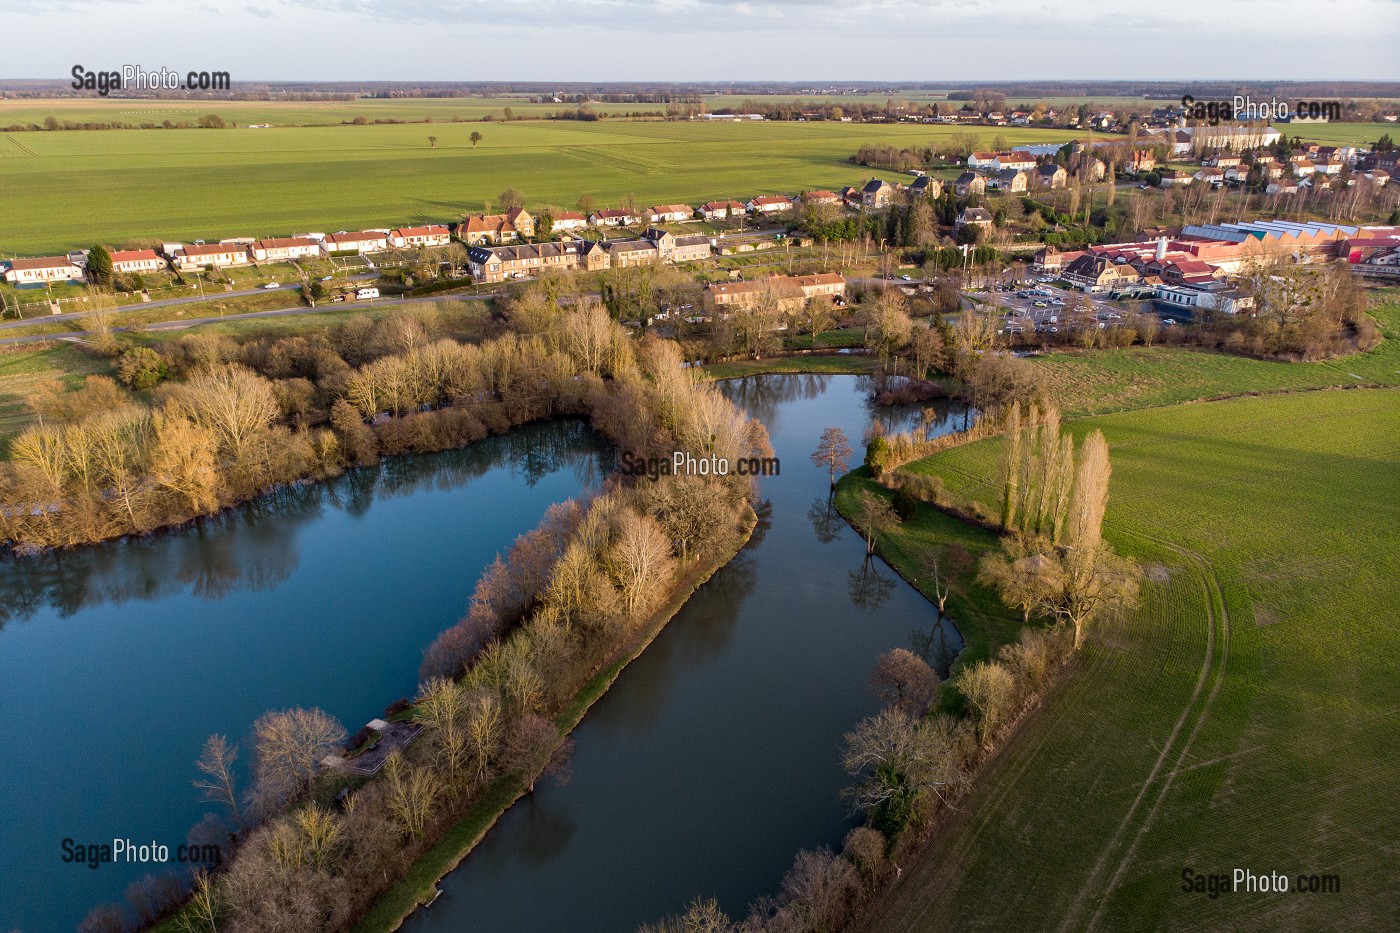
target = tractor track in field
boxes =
[1058,533,1231,933]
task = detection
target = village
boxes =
[4,114,1399,340]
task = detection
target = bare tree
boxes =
[869,648,940,717]
[194,734,242,827]
[843,707,969,827]
[177,870,220,933]
[251,707,346,813]
[383,751,439,839]
[810,427,853,488]
[853,489,899,555]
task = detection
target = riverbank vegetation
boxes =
[56,303,769,931]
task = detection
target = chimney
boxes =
[1155,237,1168,261]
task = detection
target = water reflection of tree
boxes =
[516,792,578,867]
[0,419,602,629]
[807,495,844,544]
[848,555,897,613]
[718,373,832,429]
[910,614,963,679]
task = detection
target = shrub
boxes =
[891,486,919,521]
[117,346,170,390]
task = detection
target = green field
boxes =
[862,385,1400,932]
[0,95,645,128]
[1026,290,1400,416]
[0,120,1081,254]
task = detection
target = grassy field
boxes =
[0,120,1079,254]
[1028,290,1400,416]
[0,96,647,128]
[0,344,114,450]
[863,386,1400,932]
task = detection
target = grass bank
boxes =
[702,353,876,380]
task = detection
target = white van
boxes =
[356,287,380,300]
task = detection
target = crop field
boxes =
[0,96,644,128]
[0,120,1081,254]
[1028,290,1400,415]
[866,386,1400,932]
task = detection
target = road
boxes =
[0,293,497,347]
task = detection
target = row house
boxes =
[251,237,320,262]
[607,239,662,268]
[172,242,252,270]
[647,204,696,224]
[4,256,84,284]
[460,208,536,244]
[390,225,452,249]
[747,195,794,215]
[1124,150,1156,174]
[706,272,847,312]
[466,240,588,283]
[699,200,747,221]
[641,228,712,263]
[322,231,389,255]
[110,249,166,274]
[590,208,639,227]
[550,211,589,232]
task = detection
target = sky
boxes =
[2,0,1398,82]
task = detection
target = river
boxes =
[404,374,967,932]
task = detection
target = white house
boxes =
[746,195,794,214]
[322,231,390,254]
[250,237,320,262]
[172,243,252,270]
[4,256,84,284]
[647,204,696,224]
[389,225,452,249]
[109,249,166,275]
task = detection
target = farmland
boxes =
[0,119,1082,254]
[1027,289,1400,415]
[861,385,1400,932]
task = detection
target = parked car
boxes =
[262,282,280,289]
[330,295,346,303]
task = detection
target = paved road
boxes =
[0,293,498,347]
[0,274,381,332]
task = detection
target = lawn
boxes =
[0,120,1078,255]
[701,353,876,380]
[1026,290,1400,416]
[864,387,1400,932]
